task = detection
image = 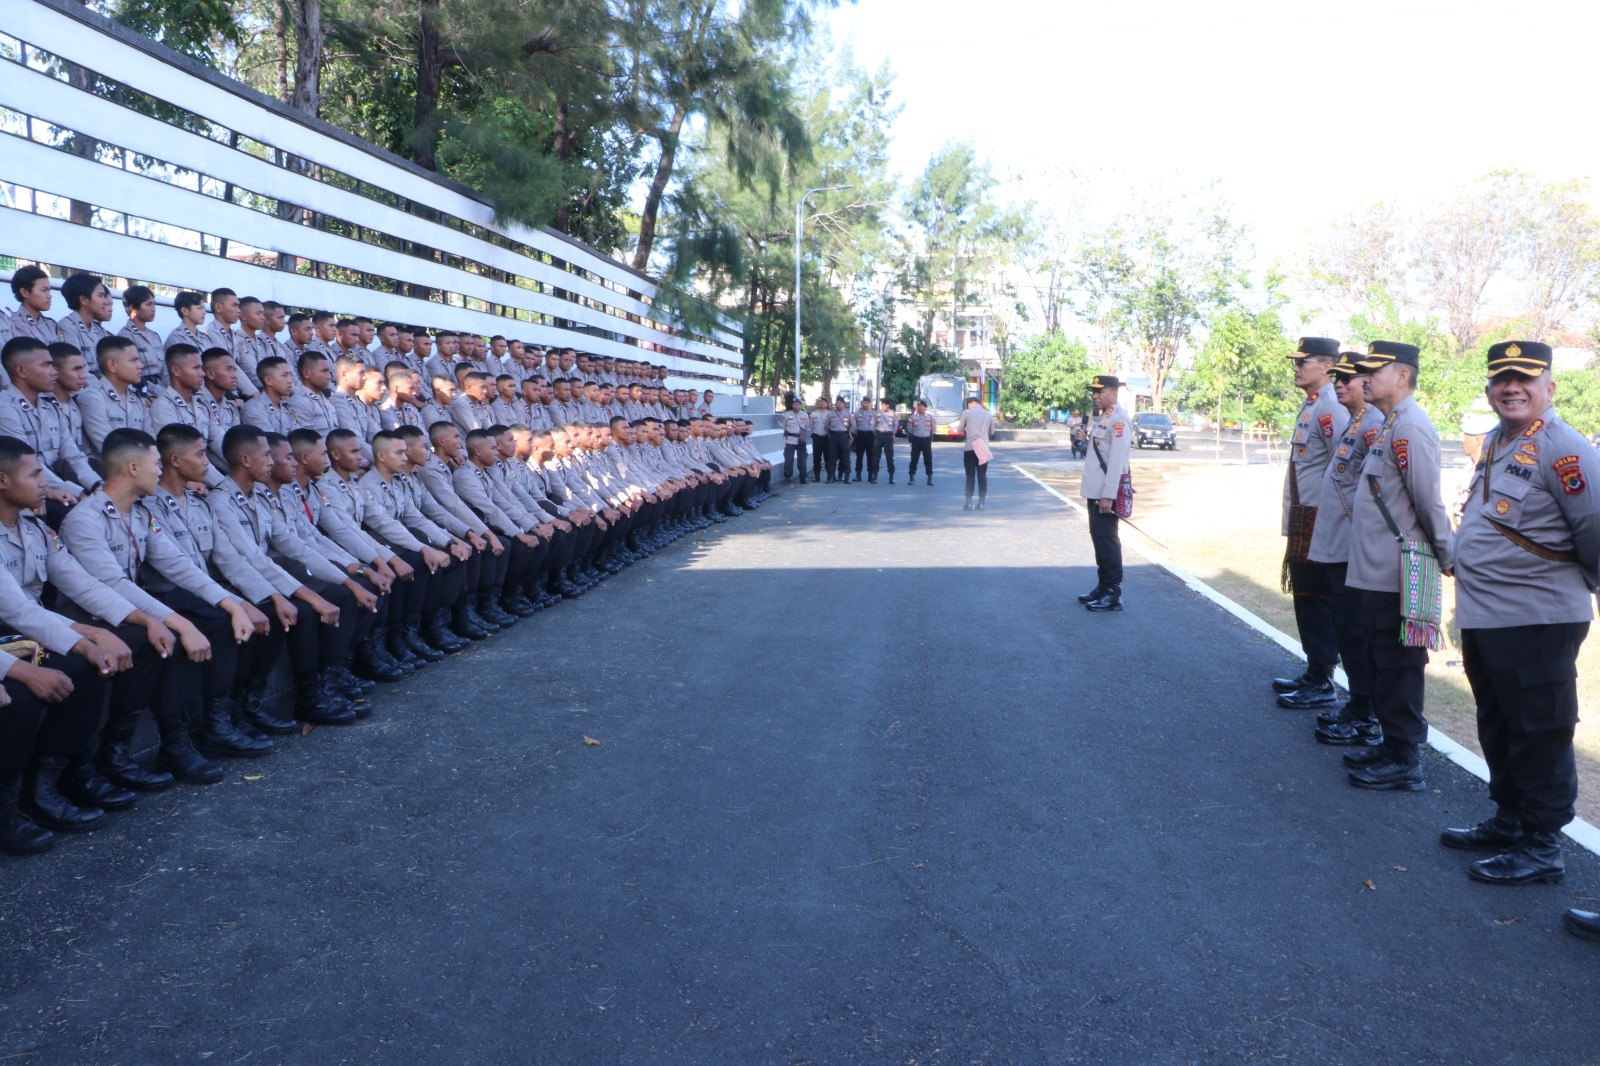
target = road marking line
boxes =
[1011,462,1600,856]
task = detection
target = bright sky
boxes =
[824,0,1600,283]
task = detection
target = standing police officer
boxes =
[810,397,831,484]
[1078,376,1128,610]
[1344,341,1454,792]
[826,398,852,484]
[1444,341,1598,886]
[874,398,898,485]
[906,400,934,485]
[1273,337,1349,711]
[779,396,809,485]
[851,399,876,482]
[1305,355,1381,746]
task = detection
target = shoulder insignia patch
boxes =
[1513,451,1537,466]
[1554,454,1586,494]
[1522,419,1546,439]
[1363,428,1379,447]
[1393,438,1409,470]
[1318,413,1334,437]
[148,516,161,534]
[234,491,249,504]
[46,528,64,551]
[101,502,118,516]
[1113,422,1124,438]
[1517,440,1539,458]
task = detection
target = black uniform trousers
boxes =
[810,434,828,481]
[1085,502,1122,587]
[1462,623,1588,834]
[853,430,874,478]
[2,653,106,790]
[160,588,245,704]
[1287,560,1339,674]
[827,431,850,480]
[782,438,807,482]
[1325,562,1371,719]
[964,450,988,501]
[1361,590,1429,760]
[908,436,933,478]
[875,431,895,480]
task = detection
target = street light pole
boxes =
[794,184,852,400]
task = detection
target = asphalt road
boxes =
[2,442,1597,1064]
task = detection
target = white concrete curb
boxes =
[1011,462,1600,857]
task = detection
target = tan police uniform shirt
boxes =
[1454,408,1600,628]
[1079,404,1128,500]
[59,489,225,615]
[1347,394,1455,593]
[1282,384,1348,535]
[0,510,135,624]
[1308,404,1379,566]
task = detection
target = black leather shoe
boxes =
[1315,717,1382,746]
[1316,704,1346,728]
[59,761,137,812]
[962,501,973,511]
[1441,816,1522,852]
[241,690,298,736]
[1272,671,1313,694]
[1278,681,1339,709]
[294,680,357,726]
[1086,587,1122,612]
[1468,834,1564,885]
[1347,758,1424,791]
[1077,586,1105,605]
[0,792,53,855]
[1563,909,1600,941]
[202,698,274,757]
[331,665,376,698]
[404,624,449,662]
[1343,744,1390,768]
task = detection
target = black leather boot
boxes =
[321,669,371,719]
[450,604,488,640]
[1342,744,1390,768]
[97,711,174,792]
[1277,676,1340,710]
[294,678,357,726]
[59,758,136,812]
[22,757,104,832]
[1085,586,1122,612]
[1441,813,1522,852]
[155,715,224,785]
[1346,754,1424,791]
[477,592,517,628]
[1468,832,1564,885]
[424,610,469,652]
[371,626,417,672]
[1272,670,1313,694]
[240,682,298,736]
[386,624,427,667]
[403,624,448,662]
[1564,909,1600,940]
[1315,716,1382,746]
[1077,585,1105,605]
[202,697,273,757]
[0,784,53,855]
[352,633,404,681]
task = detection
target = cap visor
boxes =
[1487,360,1546,376]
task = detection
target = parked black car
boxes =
[1134,411,1178,450]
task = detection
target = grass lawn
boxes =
[1019,456,1600,827]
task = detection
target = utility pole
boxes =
[793,185,852,401]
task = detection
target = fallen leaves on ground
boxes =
[1362,879,1376,891]
[583,735,601,747]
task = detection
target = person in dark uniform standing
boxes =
[1343,341,1454,791]
[1273,337,1350,711]
[1078,376,1129,610]
[1440,342,1598,888]
[851,399,876,482]
[874,398,898,485]
[906,400,934,485]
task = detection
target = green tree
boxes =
[1179,277,1298,436]
[1555,369,1600,436]
[1345,285,1476,434]
[879,326,958,406]
[1000,334,1094,423]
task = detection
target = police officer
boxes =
[56,273,112,361]
[1305,355,1381,746]
[116,285,165,388]
[6,266,58,350]
[851,399,876,482]
[1344,341,1454,791]
[1078,376,1127,609]
[241,354,297,435]
[1441,341,1598,886]
[77,337,153,460]
[163,291,208,354]
[61,429,263,765]
[780,397,809,485]
[810,397,831,483]
[0,338,97,519]
[826,397,852,484]
[874,398,898,484]
[1274,337,1349,711]
[906,400,935,485]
